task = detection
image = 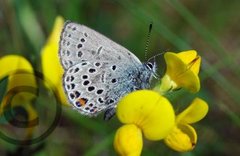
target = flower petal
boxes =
[164,52,186,78]
[164,124,197,152]
[0,55,34,79]
[47,16,65,45]
[163,52,200,93]
[175,68,200,93]
[176,50,197,65]
[189,56,201,76]
[41,16,69,106]
[176,50,201,75]
[0,55,37,102]
[114,124,143,156]
[116,90,175,140]
[176,98,208,124]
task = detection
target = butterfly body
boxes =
[59,21,156,119]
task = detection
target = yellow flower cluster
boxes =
[114,50,208,155]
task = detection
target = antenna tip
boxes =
[149,22,153,32]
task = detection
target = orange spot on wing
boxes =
[78,98,87,106]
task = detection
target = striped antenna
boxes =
[145,22,153,61]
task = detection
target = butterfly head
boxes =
[144,60,158,77]
[135,61,157,89]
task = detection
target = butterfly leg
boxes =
[103,106,116,120]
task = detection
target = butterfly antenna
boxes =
[147,52,165,62]
[145,22,153,61]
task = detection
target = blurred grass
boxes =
[1,0,240,155]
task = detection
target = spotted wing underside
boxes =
[59,21,143,117]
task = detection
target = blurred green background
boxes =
[0,0,240,155]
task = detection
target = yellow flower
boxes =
[0,55,38,138]
[114,90,175,155]
[114,124,142,156]
[164,98,208,152]
[158,50,201,93]
[41,16,69,106]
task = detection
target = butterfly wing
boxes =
[59,21,141,70]
[59,21,144,116]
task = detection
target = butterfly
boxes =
[59,21,157,120]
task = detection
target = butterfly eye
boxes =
[146,62,153,70]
